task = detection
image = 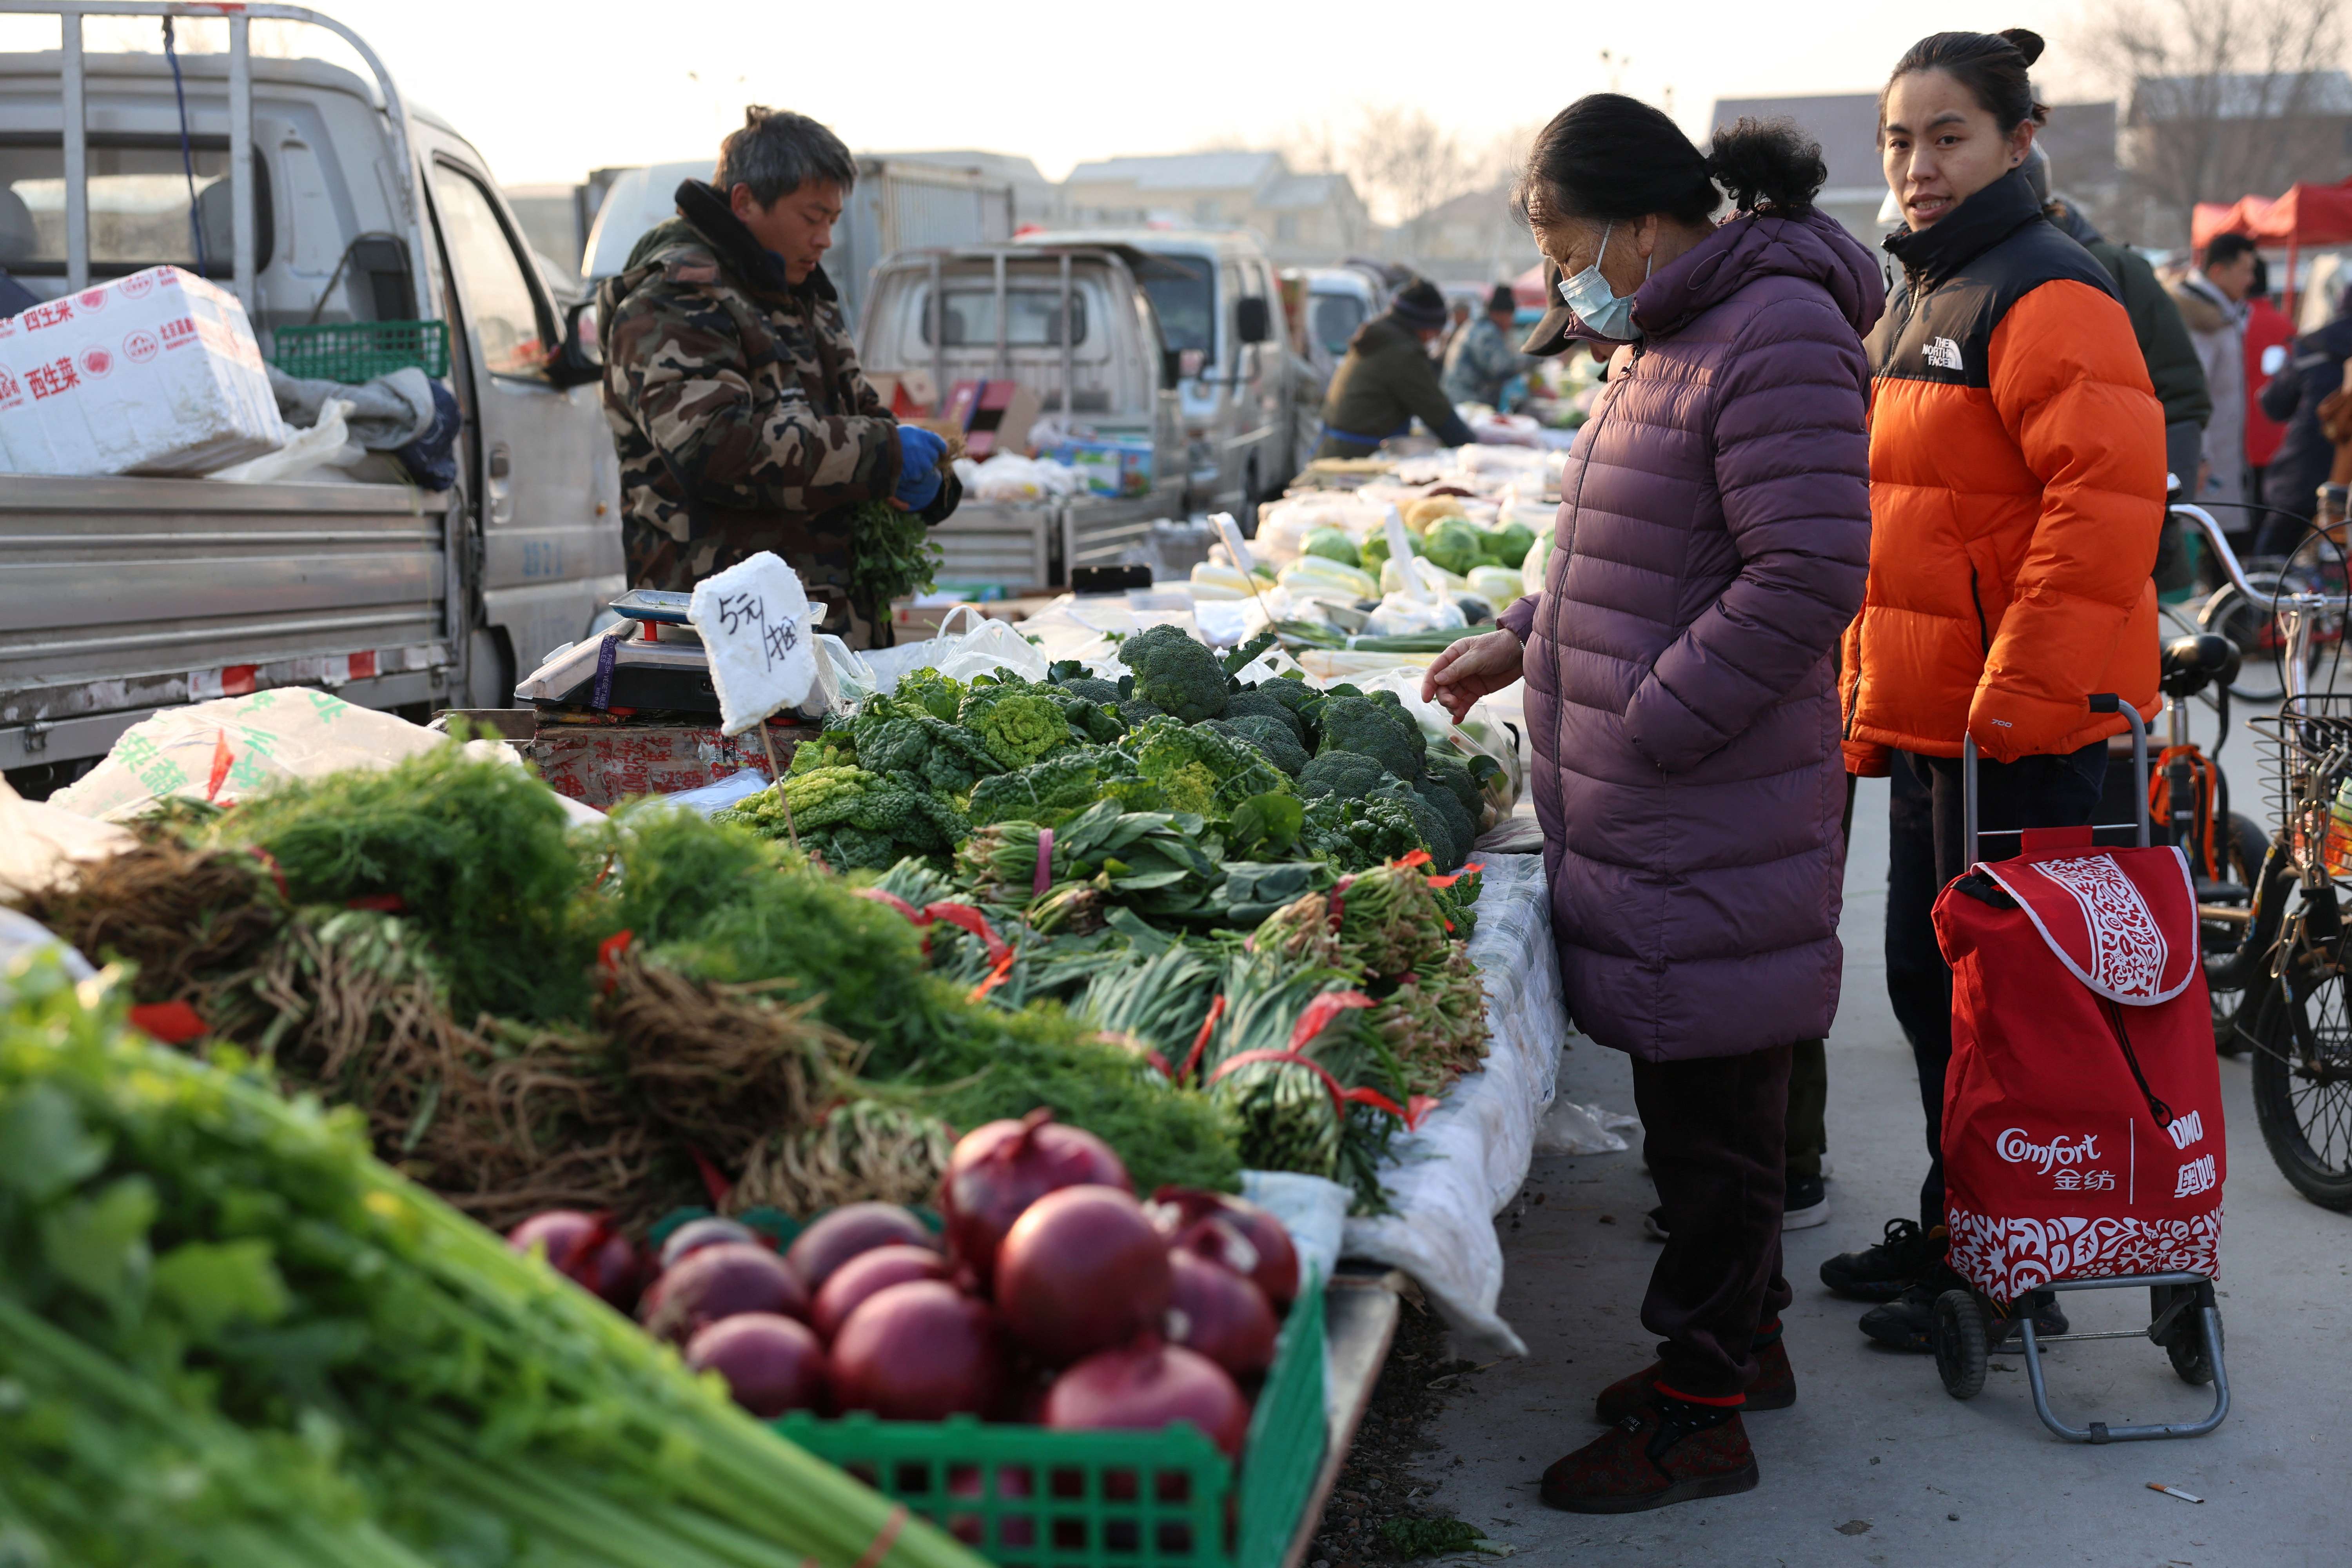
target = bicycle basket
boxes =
[2250,692,2352,877]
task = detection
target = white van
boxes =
[1018,227,1304,513]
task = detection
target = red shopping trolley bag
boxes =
[1932,829,2226,1304]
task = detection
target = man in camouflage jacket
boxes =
[599,111,958,648]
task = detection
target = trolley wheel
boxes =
[1933,1289,1988,1400]
[2150,1285,2222,1386]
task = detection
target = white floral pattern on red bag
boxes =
[1947,1208,2223,1302]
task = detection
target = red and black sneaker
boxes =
[1541,1394,1759,1514]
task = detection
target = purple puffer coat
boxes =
[1495,210,1880,1062]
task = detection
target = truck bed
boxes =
[0,474,457,769]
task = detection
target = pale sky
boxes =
[12,0,2117,188]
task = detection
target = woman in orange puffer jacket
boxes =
[1820,27,2167,1352]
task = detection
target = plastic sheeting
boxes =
[1340,851,1566,1358]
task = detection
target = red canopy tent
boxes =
[2191,178,2352,314]
[1512,260,1549,310]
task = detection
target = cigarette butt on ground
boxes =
[2146,1483,2204,1504]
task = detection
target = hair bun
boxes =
[1999,27,2046,65]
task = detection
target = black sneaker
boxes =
[1819,1218,1944,1301]
[1782,1173,1829,1231]
[1860,1276,2069,1352]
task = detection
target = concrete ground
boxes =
[1419,775,2352,1568]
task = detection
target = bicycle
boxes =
[2174,502,2352,1210]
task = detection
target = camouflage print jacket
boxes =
[597,180,958,635]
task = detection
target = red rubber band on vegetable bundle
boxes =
[851,1506,910,1568]
[924,902,1011,967]
[1290,989,1376,1051]
[687,1145,731,1207]
[1206,1045,1408,1122]
[246,848,289,899]
[1328,874,1356,933]
[345,893,405,913]
[1395,849,1433,870]
[596,929,633,991]
[853,887,930,926]
[968,949,1019,1003]
[127,1000,207,1045]
[1033,826,1055,895]
[205,728,234,803]
[1179,993,1229,1083]
[1425,861,1484,889]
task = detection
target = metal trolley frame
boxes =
[1934,699,2231,1443]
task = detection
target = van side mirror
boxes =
[1162,347,1183,390]
[1236,296,1272,345]
[545,299,603,388]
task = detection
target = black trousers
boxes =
[1884,743,2107,1227]
[1631,1043,1795,1401]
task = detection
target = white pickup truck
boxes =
[0,2,619,792]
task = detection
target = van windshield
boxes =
[1140,258,1212,354]
[1311,293,1367,356]
[918,287,1089,347]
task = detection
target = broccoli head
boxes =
[1056,675,1124,706]
[1298,750,1396,801]
[1121,714,1291,819]
[1411,779,1475,873]
[960,683,1078,771]
[1300,791,1431,872]
[1215,714,1308,778]
[966,746,1140,829]
[1223,687,1307,746]
[1116,624,1229,724]
[1422,751,1481,822]
[1317,695,1426,782]
[1116,697,1167,730]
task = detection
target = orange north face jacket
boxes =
[1842,169,2165,773]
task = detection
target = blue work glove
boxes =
[893,426,947,510]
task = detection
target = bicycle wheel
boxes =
[2205,819,2287,1054]
[2249,947,2352,1209]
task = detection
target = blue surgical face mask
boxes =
[1557,221,1648,341]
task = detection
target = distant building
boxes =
[868,149,1060,230]
[1392,184,1530,286]
[1058,151,1371,264]
[2120,71,2352,247]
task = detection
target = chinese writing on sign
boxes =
[711,591,801,673]
[25,357,80,399]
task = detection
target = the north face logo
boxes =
[1925,336,1964,371]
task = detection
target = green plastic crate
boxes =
[777,1267,1328,1567]
[271,319,449,382]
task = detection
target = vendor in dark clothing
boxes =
[2255,285,2352,555]
[1314,279,1479,458]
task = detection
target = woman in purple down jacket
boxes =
[1423,98,1877,1513]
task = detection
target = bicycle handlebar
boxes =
[2171,499,2351,607]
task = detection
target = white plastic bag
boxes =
[1536,1098,1642,1156]
[924,605,1051,684]
[207,397,362,484]
[0,775,134,896]
[1361,592,1467,638]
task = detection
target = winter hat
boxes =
[1486,282,1517,316]
[1388,279,1448,331]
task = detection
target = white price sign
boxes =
[687,551,818,737]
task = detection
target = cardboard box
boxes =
[871,368,939,417]
[943,378,1041,459]
[528,719,812,809]
[1038,437,1153,497]
[0,266,285,476]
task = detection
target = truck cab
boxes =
[1017,227,1298,514]
[0,7,621,783]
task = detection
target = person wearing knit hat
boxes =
[1445,280,1543,409]
[1314,276,1478,457]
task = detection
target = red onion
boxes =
[640,1241,808,1343]
[939,1109,1131,1283]
[1044,1336,1251,1458]
[811,1244,952,1341]
[995,1186,1170,1364]
[1149,1188,1300,1309]
[1166,1248,1277,1379]
[946,1465,1035,1550]
[784,1202,937,1293]
[507,1209,641,1308]
[830,1280,1004,1421]
[684,1312,828,1417]
[657,1216,760,1274]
